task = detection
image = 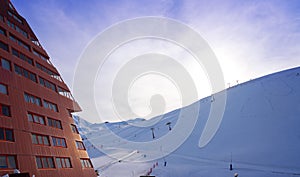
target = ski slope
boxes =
[74,66,300,177]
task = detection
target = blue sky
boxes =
[11,0,300,122]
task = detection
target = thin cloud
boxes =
[177,0,300,83]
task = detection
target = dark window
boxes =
[56,157,72,168]
[15,26,27,38]
[36,157,42,168]
[35,156,54,169]
[1,58,11,70]
[5,129,13,141]
[12,48,33,65]
[0,155,16,169]
[39,77,56,92]
[1,104,11,117]
[48,118,62,129]
[43,100,58,112]
[0,84,8,95]
[52,137,66,148]
[20,53,33,65]
[31,134,37,144]
[48,158,54,168]
[24,93,41,106]
[27,114,33,122]
[80,159,93,168]
[0,128,14,142]
[33,50,49,63]
[14,65,21,75]
[28,113,45,125]
[41,158,48,168]
[23,69,29,78]
[70,124,79,134]
[56,158,62,168]
[7,18,26,37]
[8,3,13,10]
[31,134,50,146]
[12,48,18,56]
[7,20,14,29]
[36,62,62,81]
[29,72,36,82]
[7,11,23,24]
[75,141,85,150]
[14,64,37,82]
[0,41,8,51]
[9,35,29,51]
[0,28,5,35]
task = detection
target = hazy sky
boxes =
[12,0,300,122]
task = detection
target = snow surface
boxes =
[74,66,300,177]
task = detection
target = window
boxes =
[14,64,37,82]
[80,159,93,168]
[43,100,58,112]
[0,155,16,169]
[0,128,14,142]
[36,62,62,82]
[7,11,23,24]
[1,104,11,117]
[27,113,45,125]
[14,64,21,75]
[7,20,26,38]
[1,58,11,70]
[52,137,66,148]
[31,133,50,146]
[0,27,5,35]
[39,77,56,92]
[9,35,29,51]
[8,3,14,10]
[75,141,85,150]
[33,50,49,63]
[70,124,79,134]
[0,84,8,95]
[12,48,33,65]
[48,118,62,129]
[24,93,41,106]
[35,156,54,169]
[12,49,18,57]
[0,41,8,51]
[15,26,27,38]
[58,87,74,100]
[56,157,72,168]
[7,20,14,29]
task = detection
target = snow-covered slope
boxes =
[74,66,300,177]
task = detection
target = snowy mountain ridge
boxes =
[74,66,300,177]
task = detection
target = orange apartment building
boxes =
[0,0,96,176]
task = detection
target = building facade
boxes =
[0,1,96,176]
